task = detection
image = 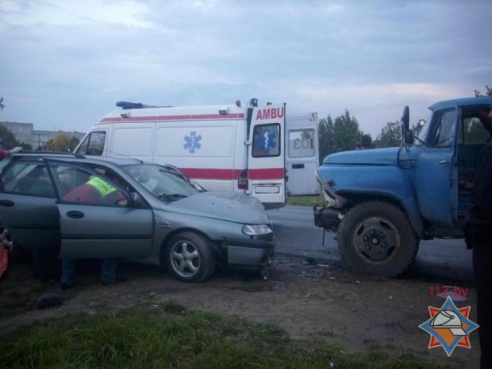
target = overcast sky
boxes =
[1,0,491,137]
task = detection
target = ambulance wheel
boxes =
[165,232,216,283]
[338,201,419,277]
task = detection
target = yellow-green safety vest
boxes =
[86,176,117,197]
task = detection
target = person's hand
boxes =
[10,147,22,154]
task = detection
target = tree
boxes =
[318,110,362,162]
[318,115,335,163]
[69,136,80,151]
[0,124,19,148]
[475,85,492,97]
[374,121,401,148]
[332,109,363,152]
[45,134,78,152]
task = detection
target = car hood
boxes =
[322,147,401,166]
[166,191,271,224]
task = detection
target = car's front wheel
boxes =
[165,232,216,283]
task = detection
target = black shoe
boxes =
[102,277,127,286]
[61,282,74,290]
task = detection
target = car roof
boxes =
[10,152,146,167]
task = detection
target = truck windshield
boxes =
[122,163,199,201]
[415,112,433,146]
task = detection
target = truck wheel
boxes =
[165,232,216,283]
[338,201,419,277]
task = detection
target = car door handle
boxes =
[439,160,450,165]
[0,199,14,207]
[292,164,305,169]
[66,210,85,219]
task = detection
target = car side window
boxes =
[51,163,128,206]
[1,162,56,198]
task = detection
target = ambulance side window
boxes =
[78,131,106,156]
[288,129,315,158]
[252,124,281,157]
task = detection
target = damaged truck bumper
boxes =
[313,205,342,232]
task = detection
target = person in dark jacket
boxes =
[465,107,492,369]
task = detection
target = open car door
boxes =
[0,160,60,248]
[47,160,154,259]
[247,103,286,209]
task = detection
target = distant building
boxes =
[0,121,85,149]
[0,121,34,146]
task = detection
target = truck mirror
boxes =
[401,106,410,133]
[401,106,413,144]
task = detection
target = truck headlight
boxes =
[242,224,273,236]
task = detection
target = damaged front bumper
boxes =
[313,205,342,232]
[221,236,275,278]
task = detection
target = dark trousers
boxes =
[32,246,60,281]
[61,258,118,285]
[473,244,492,369]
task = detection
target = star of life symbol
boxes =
[418,296,479,357]
[258,130,276,151]
[184,131,202,153]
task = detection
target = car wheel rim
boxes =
[170,240,201,278]
[352,217,399,264]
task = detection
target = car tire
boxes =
[165,232,216,283]
[338,201,419,277]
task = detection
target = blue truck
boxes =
[314,96,492,277]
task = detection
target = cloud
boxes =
[0,0,153,28]
[0,0,491,136]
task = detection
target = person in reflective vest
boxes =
[61,175,128,289]
[63,175,127,206]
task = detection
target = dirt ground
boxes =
[0,252,480,369]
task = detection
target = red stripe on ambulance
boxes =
[181,168,284,181]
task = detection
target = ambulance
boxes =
[74,99,319,209]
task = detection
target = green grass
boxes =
[287,194,325,207]
[0,302,446,369]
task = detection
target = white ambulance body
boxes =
[75,99,290,209]
[285,112,320,196]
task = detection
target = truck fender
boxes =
[332,165,424,236]
[399,196,424,237]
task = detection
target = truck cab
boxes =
[314,96,492,277]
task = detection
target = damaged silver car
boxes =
[0,153,275,282]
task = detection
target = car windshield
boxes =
[122,163,199,201]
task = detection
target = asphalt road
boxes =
[268,205,474,283]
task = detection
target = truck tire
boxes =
[165,232,216,283]
[338,201,419,277]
